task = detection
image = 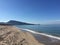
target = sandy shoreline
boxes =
[17,27,60,45]
[33,34,60,45]
[0,25,60,45]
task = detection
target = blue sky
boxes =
[0,0,60,24]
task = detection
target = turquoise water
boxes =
[15,24,60,37]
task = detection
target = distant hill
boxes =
[0,20,35,25]
[7,20,34,25]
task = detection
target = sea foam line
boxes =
[15,27,60,40]
[21,28,60,40]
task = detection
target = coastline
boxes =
[16,27,60,40]
[0,25,60,45]
[16,27,60,45]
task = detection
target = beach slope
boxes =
[0,26,44,45]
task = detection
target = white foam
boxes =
[21,28,60,40]
[15,27,60,40]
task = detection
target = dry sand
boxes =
[0,26,44,45]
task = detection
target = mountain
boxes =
[0,20,35,25]
[7,20,34,25]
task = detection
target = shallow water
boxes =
[15,24,60,37]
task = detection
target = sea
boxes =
[15,24,60,40]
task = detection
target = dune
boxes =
[0,26,44,45]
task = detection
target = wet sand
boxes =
[33,33,60,45]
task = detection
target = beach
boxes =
[0,25,60,45]
[34,34,60,45]
[17,27,60,45]
[0,25,44,45]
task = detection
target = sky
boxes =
[0,0,60,24]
